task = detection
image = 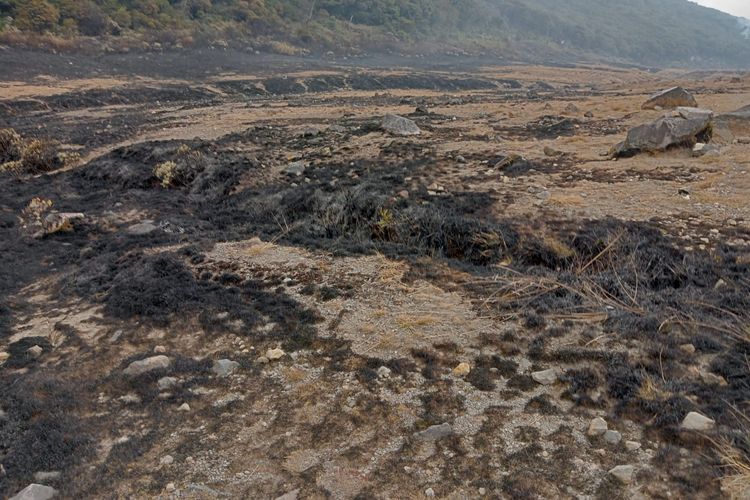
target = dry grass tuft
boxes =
[717,440,750,499]
[396,314,437,330]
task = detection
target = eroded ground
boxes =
[1,55,749,499]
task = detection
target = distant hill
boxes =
[1,0,749,68]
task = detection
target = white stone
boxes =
[531,369,558,385]
[9,484,58,500]
[681,412,715,431]
[123,355,171,376]
[604,430,622,445]
[587,417,608,436]
[266,348,285,361]
[625,441,642,452]
[609,465,635,484]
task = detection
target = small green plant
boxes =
[153,161,177,188]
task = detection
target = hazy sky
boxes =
[692,0,750,19]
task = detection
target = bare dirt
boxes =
[1,51,749,499]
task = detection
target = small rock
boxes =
[257,356,270,364]
[584,111,594,118]
[608,464,635,484]
[177,403,191,412]
[531,369,558,385]
[479,487,487,495]
[158,377,178,390]
[625,441,642,452]
[109,330,123,343]
[9,484,58,500]
[604,430,622,445]
[564,103,580,114]
[456,155,467,163]
[165,483,176,493]
[377,366,392,378]
[33,471,61,482]
[414,423,453,441]
[27,345,43,358]
[160,455,174,465]
[266,348,285,361]
[699,371,728,386]
[126,221,158,235]
[153,345,167,354]
[212,359,240,377]
[381,114,421,136]
[425,488,435,497]
[119,393,141,404]
[0,351,9,364]
[283,161,306,177]
[587,417,608,436]
[681,411,715,431]
[123,355,171,376]
[275,489,300,500]
[397,190,409,199]
[679,343,696,355]
[452,362,471,377]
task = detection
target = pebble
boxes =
[158,377,178,390]
[123,355,171,376]
[266,348,285,361]
[27,345,43,358]
[414,423,453,441]
[8,484,58,500]
[452,362,471,377]
[604,430,622,445]
[177,403,191,412]
[425,488,435,497]
[479,487,486,495]
[160,455,174,465]
[33,471,61,482]
[625,441,642,452]
[377,366,392,378]
[608,465,635,484]
[681,411,715,431]
[153,345,167,354]
[679,344,695,355]
[531,369,557,385]
[587,417,608,436]
[212,359,240,377]
[0,351,9,364]
[398,190,409,199]
[166,483,176,493]
[275,489,300,500]
[257,356,270,364]
[119,394,141,404]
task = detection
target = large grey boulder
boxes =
[713,104,750,143]
[9,484,58,500]
[381,114,421,136]
[612,107,713,157]
[642,86,698,110]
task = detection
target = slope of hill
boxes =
[0,0,749,68]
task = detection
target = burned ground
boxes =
[1,59,749,498]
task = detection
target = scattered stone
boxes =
[625,441,642,452]
[212,359,240,377]
[584,111,594,118]
[414,423,453,441]
[119,393,141,404]
[397,190,409,199]
[681,411,715,431]
[679,343,696,355]
[257,356,270,364]
[377,366,392,378]
[27,345,43,358]
[160,455,174,465]
[425,488,435,497]
[415,105,430,115]
[109,330,123,343]
[0,351,9,364]
[642,87,697,110]
[563,103,580,114]
[123,355,171,376]
[608,465,636,484]
[543,146,562,157]
[126,221,158,235]
[692,143,720,157]
[33,471,61,482]
[153,345,167,354]
[381,114,421,136]
[531,369,558,385]
[165,483,176,493]
[158,376,178,390]
[612,107,713,157]
[699,371,728,386]
[283,161,307,177]
[452,362,471,377]
[9,484,58,500]
[275,489,300,500]
[587,417,608,436]
[604,430,622,445]
[177,403,191,412]
[455,155,467,163]
[266,348,285,361]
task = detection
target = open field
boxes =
[1,51,749,499]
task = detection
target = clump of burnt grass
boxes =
[0,373,94,498]
[0,128,69,175]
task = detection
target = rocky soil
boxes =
[1,53,749,499]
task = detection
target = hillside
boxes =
[0,0,749,68]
